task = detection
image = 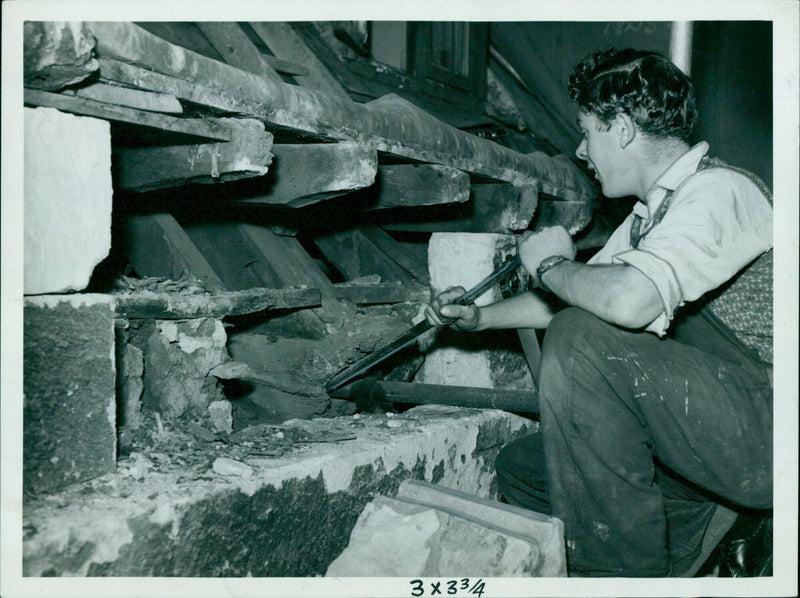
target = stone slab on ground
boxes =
[22,406,534,576]
[24,107,112,294]
[396,479,566,576]
[23,294,116,495]
[326,493,552,577]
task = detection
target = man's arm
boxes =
[538,259,663,329]
[425,286,556,331]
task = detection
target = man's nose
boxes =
[575,138,588,161]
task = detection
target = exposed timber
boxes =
[80,21,596,203]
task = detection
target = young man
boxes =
[425,48,773,576]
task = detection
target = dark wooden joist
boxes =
[247,21,351,99]
[114,286,321,319]
[24,89,233,142]
[357,226,429,284]
[71,82,183,114]
[333,281,428,305]
[118,213,224,289]
[83,22,596,202]
[532,197,594,235]
[196,22,283,84]
[314,228,426,288]
[179,222,278,292]
[329,379,539,414]
[383,183,539,234]
[114,118,273,191]
[364,164,470,211]
[236,142,377,207]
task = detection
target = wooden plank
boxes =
[236,142,377,207]
[180,222,277,291]
[24,89,233,141]
[329,379,539,414]
[86,22,596,201]
[240,224,336,294]
[196,22,282,83]
[332,281,428,305]
[314,228,422,287]
[71,82,182,113]
[115,118,272,191]
[118,213,224,289]
[247,21,351,99]
[365,164,470,210]
[114,286,321,319]
[24,21,97,91]
[532,197,594,235]
[382,183,539,234]
[358,226,429,284]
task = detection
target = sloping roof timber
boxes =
[85,21,596,204]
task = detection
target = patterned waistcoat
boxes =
[631,157,773,365]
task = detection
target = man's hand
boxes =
[424,286,481,331]
[518,226,576,285]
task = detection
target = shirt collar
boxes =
[635,142,710,219]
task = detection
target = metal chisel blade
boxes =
[324,254,522,393]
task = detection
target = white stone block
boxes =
[420,233,533,390]
[24,107,112,294]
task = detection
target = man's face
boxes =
[575,111,631,198]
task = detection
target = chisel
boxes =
[325,254,522,393]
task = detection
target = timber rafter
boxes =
[70,21,595,204]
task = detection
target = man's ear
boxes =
[614,113,636,148]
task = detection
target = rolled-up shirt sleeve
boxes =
[595,170,772,336]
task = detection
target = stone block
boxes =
[115,323,144,449]
[23,294,116,495]
[134,318,228,420]
[326,479,566,577]
[22,406,534,576]
[419,233,533,390]
[24,107,112,294]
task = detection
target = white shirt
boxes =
[588,142,773,336]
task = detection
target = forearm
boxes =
[474,291,557,331]
[540,260,662,329]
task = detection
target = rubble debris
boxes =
[134,318,229,420]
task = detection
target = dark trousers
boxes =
[496,308,772,577]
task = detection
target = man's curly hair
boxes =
[568,48,698,141]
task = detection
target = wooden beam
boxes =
[179,222,277,291]
[247,21,351,99]
[235,142,377,207]
[71,82,183,113]
[332,281,428,305]
[329,379,539,414]
[358,226,429,284]
[114,118,272,191]
[240,224,336,294]
[314,228,424,287]
[23,21,97,91]
[118,213,224,289]
[85,22,596,202]
[532,198,594,235]
[383,183,539,234]
[24,89,233,141]
[365,164,470,210]
[114,286,321,319]
[196,22,282,84]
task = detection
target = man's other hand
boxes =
[518,226,576,284]
[424,286,480,331]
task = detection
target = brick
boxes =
[24,107,112,294]
[23,294,116,494]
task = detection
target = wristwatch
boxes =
[536,255,570,291]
